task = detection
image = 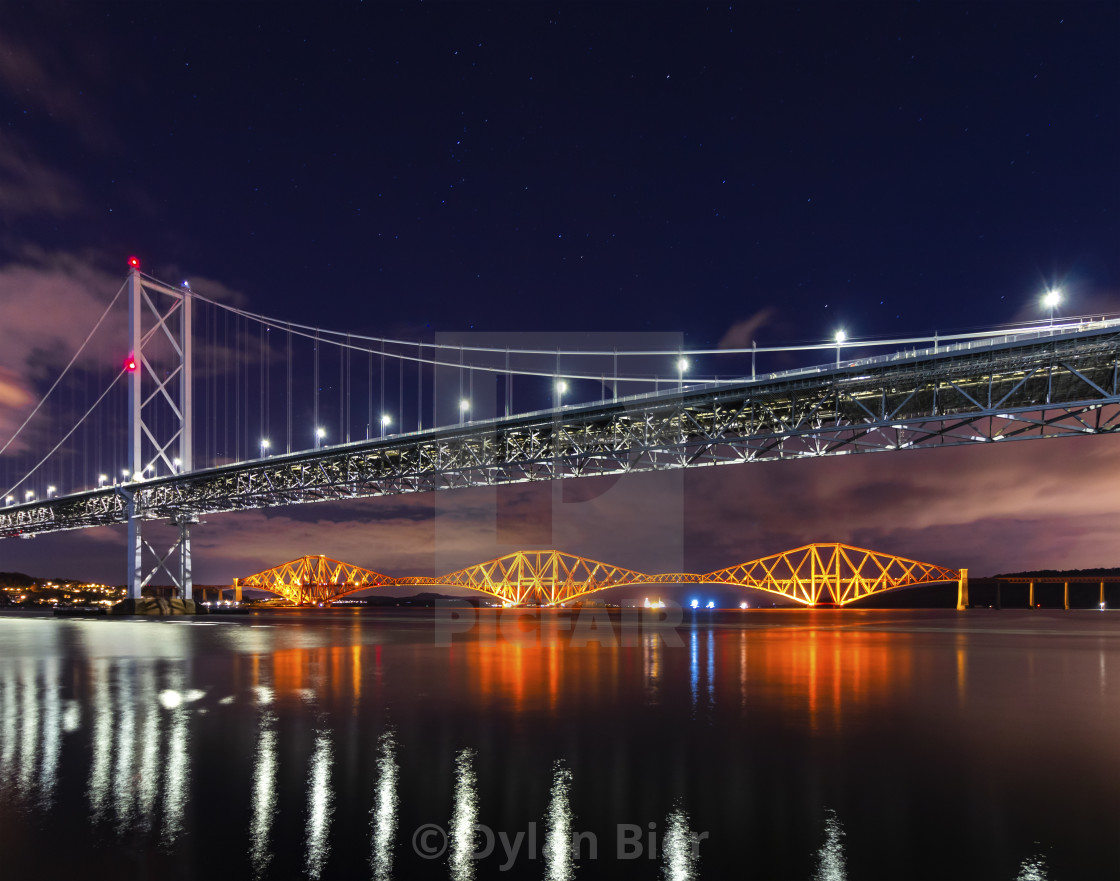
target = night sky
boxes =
[1,2,1118,589]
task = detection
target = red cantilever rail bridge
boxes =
[232,542,969,608]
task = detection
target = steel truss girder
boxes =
[3,328,1120,539]
[233,543,959,606]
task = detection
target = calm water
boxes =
[0,607,1117,880]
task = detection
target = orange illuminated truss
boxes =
[235,554,394,605]
[235,543,962,606]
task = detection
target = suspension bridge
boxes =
[1,257,1118,604]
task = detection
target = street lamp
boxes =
[555,379,568,407]
[1043,289,1061,326]
[173,458,181,473]
[835,330,846,367]
[98,474,107,487]
[380,414,392,437]
[459,399,470,423]
[677,357,689,389]
[315,427,326,449]
[5,496,13,506]
[25,490,34,501]
[260,438,270,457]
[47,486,56,498]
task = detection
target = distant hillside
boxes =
[0,572,38,587]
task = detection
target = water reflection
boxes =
[249,690,278,879]
[161,671,191,842]
[450,748,479,881]
[137,667,161,827]
[662,806,700,881]
[38,657,60,807]
[112,662,136,826]
[543,761,574,881]
[1017,854,1049,881]
[305,729,335,880]
[814,808,846,881]
[87,657,112,822]
[0,611,1116,880]
[369,729,399,881]
[0,663,15,791]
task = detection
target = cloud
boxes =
[682,433,1120,576]
[0,131,86,219]
[0,30,117,150]
[717,308,776,350]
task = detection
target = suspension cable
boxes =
[0,278,126,458]
[4,369,126,499]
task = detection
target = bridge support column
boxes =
[233,578,242,603]
[956,568,969,610]
[1064,582,1069,610]
[175,513,197,601]
[125,491,142,600]
[1029,581,1035,609]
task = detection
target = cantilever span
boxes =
[235,544,966,607]
[236,554,394,605]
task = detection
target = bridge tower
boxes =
[122,258,195,601]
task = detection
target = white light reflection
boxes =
[88,658,112,822]
[112,661,137,827]
[305,729,335,880]
[814,808,847,881]
[1016,853,1049,881]
[249,708,278,879]
[137,667,161,827]
[450,748,479,881]
[543,761,574,881]
[661,806,699,881]
[38,657,61,807]
[61,699,81,732]
[0,663,16,795]
[18,658,40,798]
[161,670,190,841]
[369,729,399,881]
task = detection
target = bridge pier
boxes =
[956,569,969,610]
[1029,581,1035,609]
[1064,581,1069,610]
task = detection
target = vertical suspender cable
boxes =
[345,334,351,443]
[313,330,319,443]
[287,325,292,454]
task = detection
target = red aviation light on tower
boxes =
[127,256,141,270]
[124,354,138,372]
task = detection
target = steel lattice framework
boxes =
[236,544,962,606]
[2,322,1120,540]
[236,554,395,605]
[700,543,960,605]
[405,550,659,605]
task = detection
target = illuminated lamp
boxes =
[127,256,141,270]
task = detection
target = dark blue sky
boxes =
[4,2,1116,343]
[1,2,1119,586]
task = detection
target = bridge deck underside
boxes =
[4,329,1119,538]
